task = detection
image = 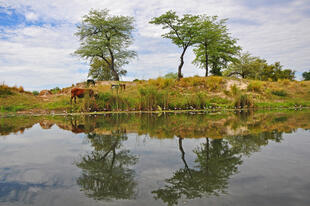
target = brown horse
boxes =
[71,88,94,103]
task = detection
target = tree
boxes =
[75,9,136,81]
[302,71,310,81]
[225,53,295,81]
[150,11,199,80]
[224,52,263,79]
[193,16,241,77]
[88,57,127,81]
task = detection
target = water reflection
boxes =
[152,138,243,206]
[0,110,309,205]
[76,130,138,200]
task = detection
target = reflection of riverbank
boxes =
[1,110,310,139]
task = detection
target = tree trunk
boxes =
[108,47,119,81]
[204,40,209,77]
[110,63,119,81]
[177,46,188,80]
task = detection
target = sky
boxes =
[0,0,309,91]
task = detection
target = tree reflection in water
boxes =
[152,137,242,206]
[76,129,138,201]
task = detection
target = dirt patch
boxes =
[225,79,248,91]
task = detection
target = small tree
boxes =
[150,11,199,80]
[75,9,136,81]
[302,71,310,81]
[224,52,262,79]
[192,15,241,76]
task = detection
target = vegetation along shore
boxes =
[1,76,310,116]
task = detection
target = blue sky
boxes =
[0,0,309,90]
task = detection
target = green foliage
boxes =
[192,15,241,76]
[32,91,39,96]
[303,71,310,81]
[163,72,178,79]
[88,57,126,81]
[233,94,254,108]
[225,53,295,81]
[271,90,287,97]
[50,87,61,94]
[139,86,168,110]
[75,9,136,81]
[150,11,199,79]
[149,77,174,89]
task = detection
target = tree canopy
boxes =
[224,52,295,81]
[149,11,199,80]
[192,15,241,76]
[75,9,136,81]
[302,71,310,81]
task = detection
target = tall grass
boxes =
[247,81,263,93]
[233,94,254,108]
[139,86,168,110]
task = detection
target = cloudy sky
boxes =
[0,0,309,90]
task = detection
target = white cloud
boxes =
[25,11,38,21]
[0,0,309,89]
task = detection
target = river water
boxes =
[0,110,309,206]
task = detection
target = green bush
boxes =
[32,91,39,96]
[271,90,287,97]
[50,87,61,94]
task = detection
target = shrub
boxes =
[32,91,39,96]
[50,87,61,94]
[148,77,174,89]
[163,72,178,79]
[18,86,24,93]
[205,76,224,91]
[247,81,263,92]
[0,84,13,97]
[233,94,254,108]
[271,90,287,97]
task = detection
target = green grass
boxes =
[1,77,310,114]
[271,90,287,97]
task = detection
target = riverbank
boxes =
[1,76,310,116]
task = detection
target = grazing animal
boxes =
[87,79,95,86]
[71,88,94,103]
[111,83,126,93]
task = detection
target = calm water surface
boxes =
[0,110,309,206]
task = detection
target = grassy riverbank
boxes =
[1,76,310,115]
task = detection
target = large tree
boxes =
[192,15,241,76]
[75,9,136,81]
[150,11,199,80]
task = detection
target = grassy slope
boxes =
[1,76,310,114]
